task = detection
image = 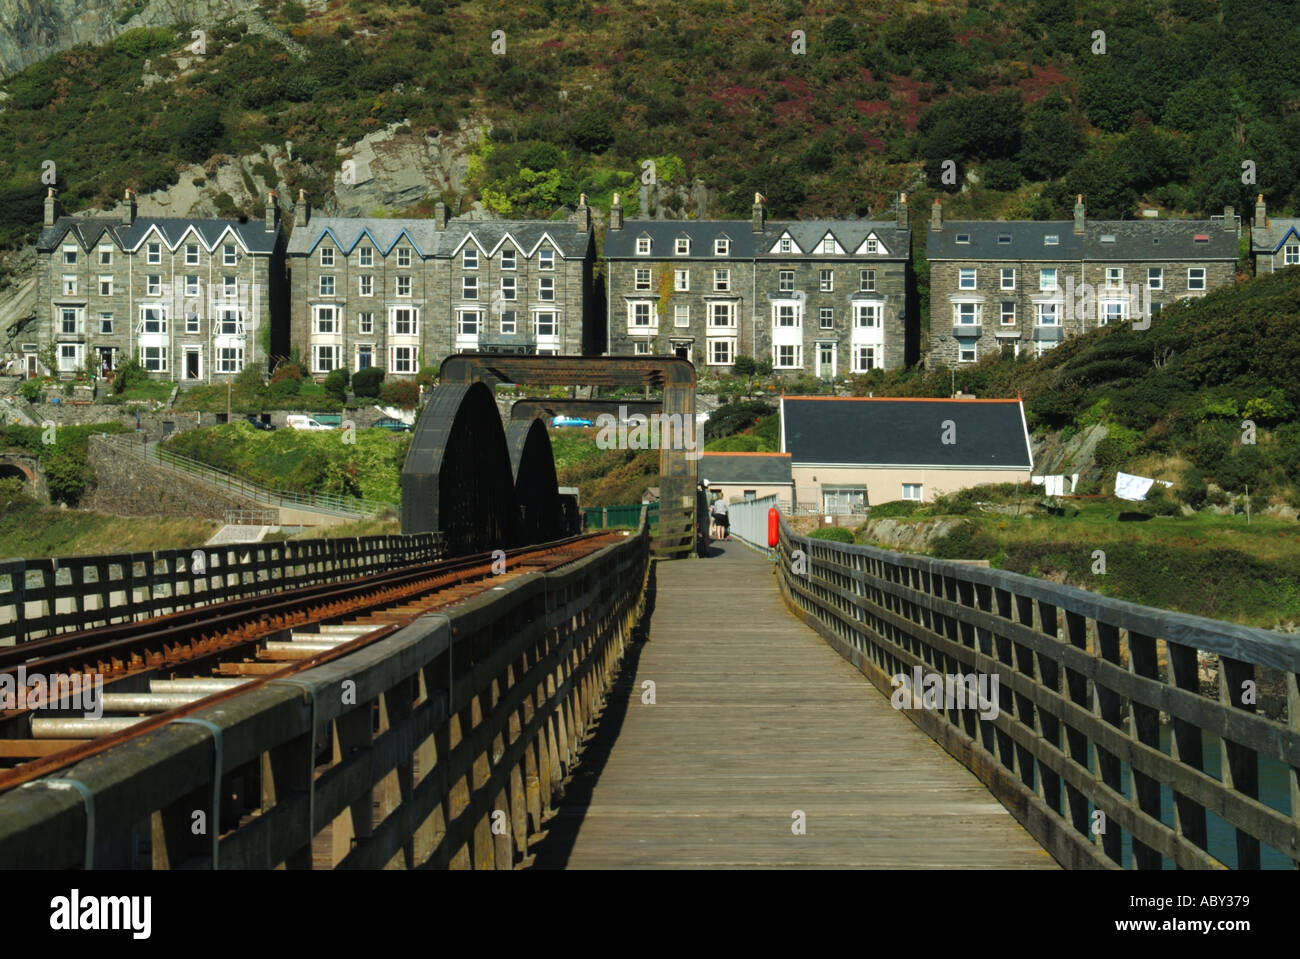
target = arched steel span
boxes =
[400,381,521,555]
[506,417,567,544]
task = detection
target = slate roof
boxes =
[781,396,1032,469]
[36,216,280,254]
[286,216,592,259]
[1082,220,1237,261]
[928,218,1236,262]
[927,221,1080,261]
[1251,217,1300,253]
[698,452,793,485]
[604,219,910,259]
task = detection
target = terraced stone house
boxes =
[926,196,1239,368]
[35,188,286,382]
[604,194,914,375]
[287,196,596,378]
[1249,195,1300,275]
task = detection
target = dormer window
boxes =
[539,249,555,270]
[62,245,78,265]
[463,247,478,269]
[821,237,835,254]
[1044,235,1059,246]
[397,247,411,268]
[186,244,200,265]
[147,242,162,264]
[359,246,373,266]
[779,237,792,253]
[997,234,1011,245]
[955,234,970,244]
[636,237,651,255]
[223,244,237,265]
[320,246,335,266]
[714,238,729,256]
[501,249,516,270]
[675,237,690,255]
[865,237,878,254]
[98,247,113,266]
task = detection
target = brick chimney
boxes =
[930,197,942,231]
[896,192,908,230]
[434,201,448,231]
[1254,194,1267,231]
[1073,194,1086,234]
[1223,204,1235,231]
[609,193,623,230]
[265,191,280,233]
[43,188,60,228]
[575,192,591,232]
[752,192,765,233]
[121,188,136,228]
[295,189,310,228]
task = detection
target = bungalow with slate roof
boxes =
[779,395,1033,510]
[699,451,794,510]
[35,188,287,383]
[604,194,914,375]
[1249,195,1300,275]
[287,195,595,379]
[926,196,1238,368]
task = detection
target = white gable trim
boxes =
[768,231,803,255]
[854,232,890,256]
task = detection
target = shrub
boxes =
[1143,484,1181,516]
[808,525,855,543]
[323,369,349,402]
[18,379,42,403]
[1176,466,1208,510]
[352,367,385,398]
[379,380,420,410]
[415,365,439,390]
[931,521,998,559]
[113,356,149,394]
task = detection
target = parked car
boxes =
[285,414,331,431]
[371,417,413,432]
[552,415,595,428]
[245,416,273,431]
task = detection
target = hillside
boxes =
[3,0,1298,278]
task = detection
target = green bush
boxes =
[323,368,349,402]
[1176,466,1208,510]
[808,525,855,543]
[113,356,149,394]
[379,380,420,410]
[352,367,385,398]
[931,521,998,559]
[18,379,42,403]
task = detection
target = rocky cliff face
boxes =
[0,0,262,79]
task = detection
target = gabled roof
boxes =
[37,216,279,254]
[927,221,1080,261]
[604,219,910,259]
[699,452,793,485]
[1251,218,1300,253]
[285,215,592,258]
[781,396,1032,470]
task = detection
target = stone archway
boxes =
[0,454,47,502]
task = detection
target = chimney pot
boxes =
[929,197,942,231]
[610,193,623,230]
[121,188,137,227]
[1073,194,1086,234]
[752,193,765,233]
[434,201,448,231]
[295,190,310,228]
[1254,194,1267,231]
[897,192,909,230]
[43,188,60,228]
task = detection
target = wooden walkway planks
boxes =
[529,540,1058,869]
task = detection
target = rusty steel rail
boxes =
[774,513,1300,870]
[0,522,651,868]
[0,530,616,784]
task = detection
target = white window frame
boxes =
[223,244,237,266]
[318,275,335,297]
[359,275,373,297]
[1039,268,1058,291]
[675,237,690,255]
[714,238,729,256]
[1148,267,1163,290]
[953,302,980,326]
[359,246,373,267]
[1285,244,1300,265]
[390,307,419,337]
[397,247,412,268]
[98,246,112,266]
[629,301,654,328]
[709,302,735,328]
[674,303,690,327]
[217,346,244,374]
[396,276,412,297]
[859,269,876,292]
[146,275,161,296]
[463,276,478,299]
[320,247,335,267]
[500,249,517,270]
[1187,267,1206,291]
[312,305,338,335]
[185,244,200,266]
[501,276,517,301]
[146,242,162,265]
[391,346,416,374]
[1000,301,1016,326]
[539,249,555,270]
[819,307,834,329]
[359,311,374,334]
[854,303,881,328]
[852,345,876,373]
[1106,266,1123,289]
[773,343,802,369]
[500,310,517,334]
[1000,268,1015,290]
[458,309,481,336]
[99,276,113,296]
[674,269,690,292]
[538,276,554,301]
[959,268,977,290]
[312,344,339,373]
[707,337,736,366]
[778,270,795,293]
[463,247,478,270]
[635,238,651,255]
[714,269,730,292]
[534,311,557,338]
[902,483,923,502]
[1036,302,1060,326]
[634,268,651,291]
[819,269,834,292]
[958,340,977,363]
[141,345,167,372]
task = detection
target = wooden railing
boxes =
[651,505,695,559]
[774,513,1300,869]
[0,534,443,646]
[0,522,650,868]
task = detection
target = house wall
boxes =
[791,465,1031,506]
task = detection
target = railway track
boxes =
[0,532,625,792]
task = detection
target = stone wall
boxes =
[83,435,260,520]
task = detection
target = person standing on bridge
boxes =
[712,492,730,541]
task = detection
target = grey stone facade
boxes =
[1249,195,1300,275]
[604,194,913,376]
[926,196,1239,368]
[35,189,287,383]
[286,196,595,378]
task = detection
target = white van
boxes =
[285,414,331,431]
